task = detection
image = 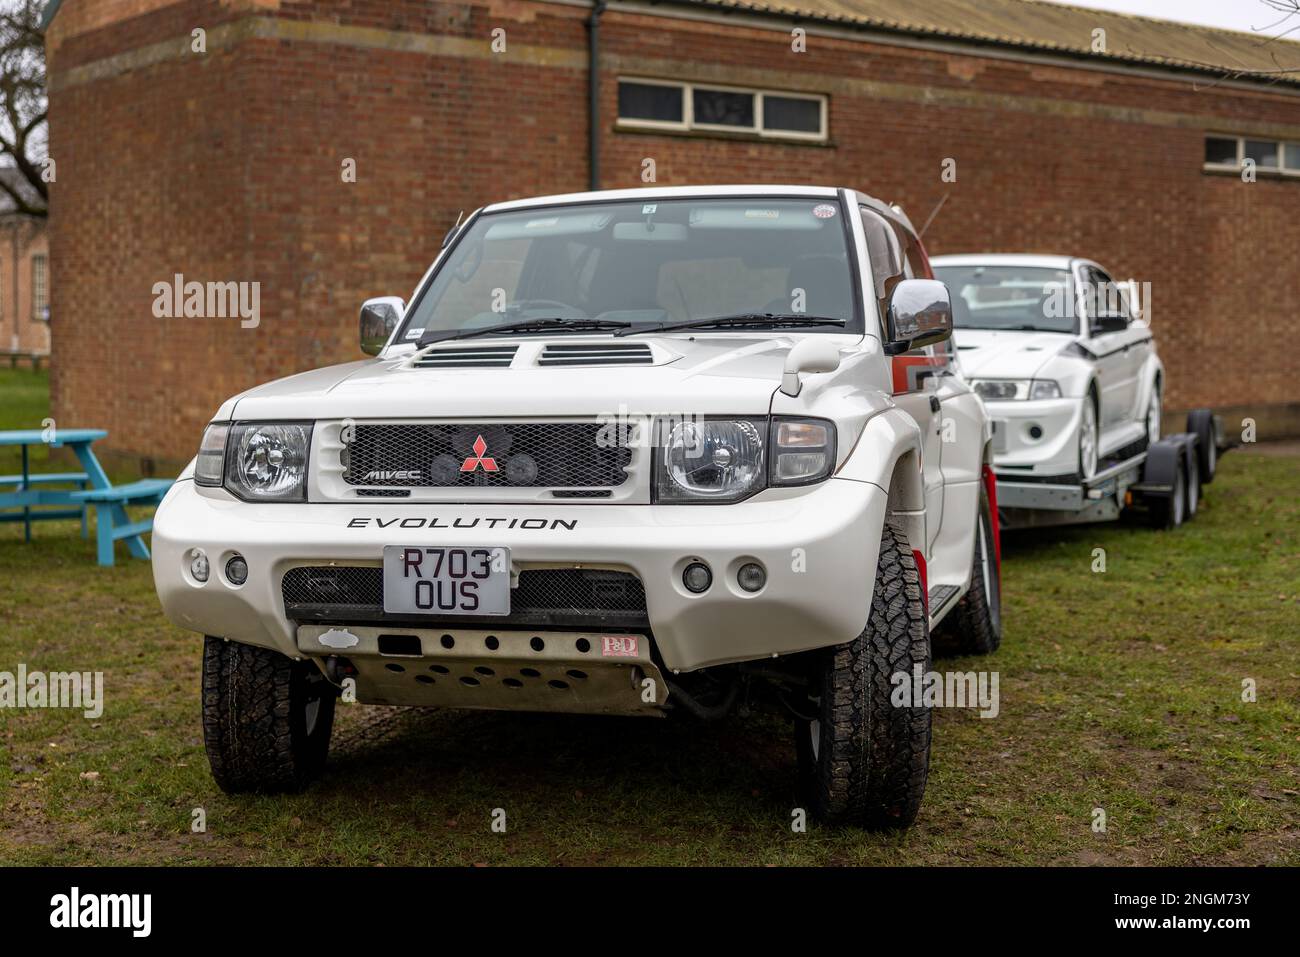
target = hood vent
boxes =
[538,343,654,367]
[414,345,518,369]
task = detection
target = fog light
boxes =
[737,562,766,593]
[682,561,712,594]
[225,555,249,585]
[1028,424,1044,440]
[189,549,209,583]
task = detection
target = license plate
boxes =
[382,546,510,615]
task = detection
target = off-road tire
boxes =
[933,484,1002,656]
[796,522,931,829]
[202,636,336,794]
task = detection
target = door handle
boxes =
[929,395,941,414]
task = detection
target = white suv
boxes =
[931,254,1163,481]
[153,186,998,828]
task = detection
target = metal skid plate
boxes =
[994,481,1087,511]
[297,624,668,717]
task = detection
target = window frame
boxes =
[1203,133,1300,177]
[393,192,866,344]
[31,253,47,321]
[616,77,828,143]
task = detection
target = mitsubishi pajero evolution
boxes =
[152,185,1001,828]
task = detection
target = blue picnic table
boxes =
[0,429,173,566]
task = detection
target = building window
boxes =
[1204,134,1300,176]
[32,254,47,321]
[617,79,827,141]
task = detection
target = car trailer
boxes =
[995,409,1229,530]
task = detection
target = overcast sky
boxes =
[1039,0,1300,38]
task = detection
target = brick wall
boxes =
[44,0,1300,468]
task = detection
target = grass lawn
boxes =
[1,367,1296,865]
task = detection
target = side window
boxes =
[863,206,953,379]
[858,207,904,331]
[1083,266,1129,325]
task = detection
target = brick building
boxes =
[0,169,49,360]
[41,0,1300,469]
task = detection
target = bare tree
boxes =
[1165,1,1300,89]
[0,0,47,217]
[1259,0,1300,41]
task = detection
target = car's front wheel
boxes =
[795,522,931,829]
[1078,397,1099,479]
[202,637,336,793]
[1145,384,1162,447]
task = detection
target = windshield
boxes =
[396,197,859,343]
[932,265,1077,334]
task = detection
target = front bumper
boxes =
[986,397,1083,477]
[151,477,887,675]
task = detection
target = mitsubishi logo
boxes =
[460,434,499,472]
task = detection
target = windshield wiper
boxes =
[417,317,631,347]
[614,313,848,337]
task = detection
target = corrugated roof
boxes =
[667,0,1300,85]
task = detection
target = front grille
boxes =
[281,566,648,628]
[342,422,632,489]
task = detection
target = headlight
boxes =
[655,417,766,503]
[972,379,1061,401]
[653,416,837,503]
[224,422,313,502]
[194,423,229,486]
[972,379,1028,401]
[771,417,836,485]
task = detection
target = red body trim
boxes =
[982,463,1002,583]
[912,548,929,615]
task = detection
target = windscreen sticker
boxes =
[812,203,837,219]
[404,328,425,340]
[745,209,780,219]
[525,217,559,229]
[641,204,657,214]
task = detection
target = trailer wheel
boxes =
[1186,409,1217,485]
[933,482,1001,656]
[1184,450,1200,518]
[795,522,930,829]
[1148,456,1186,529]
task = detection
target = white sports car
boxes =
[931,254,1163,482]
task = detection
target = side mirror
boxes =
[1090,313,1128,336]
[780,338,842,397]
[884,279,953,356]
[359,296,405,356]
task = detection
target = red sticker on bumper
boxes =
[601,635,639,658]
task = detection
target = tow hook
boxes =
[323,655,356,687]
